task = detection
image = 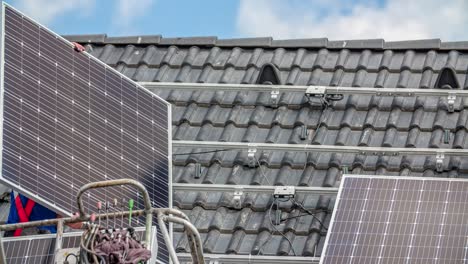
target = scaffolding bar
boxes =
[173,140,468,157]
[141,82,468,97]
[173,183,338,195]
[177,253,320,264]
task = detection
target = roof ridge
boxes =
[62,34,468,51]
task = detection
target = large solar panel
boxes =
[320,175,468,264]
[0,4,171,220]
[3,227,156,264]
[0,3,171,262]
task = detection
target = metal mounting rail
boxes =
[141,82,468,97]
[173,183,339,195]
[177,253,320,264]
[173,140,468,157]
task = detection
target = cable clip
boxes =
[447,93,456,113]
[436,152,445,172]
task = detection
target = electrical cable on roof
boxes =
[292,198,329,231]
[301,95,332,179]
[280,210,330,223]
[254,155,272,185]
[256,197,297,256]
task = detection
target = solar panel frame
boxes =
[320,175,468,264]
[0,2,173,217]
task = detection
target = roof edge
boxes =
[62,35,468,50]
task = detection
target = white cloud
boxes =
[15,0,94,25]
[114,0,155,31]
[236,0,468,41]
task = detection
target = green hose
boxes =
[128,199,134,226]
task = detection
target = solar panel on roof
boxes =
[0,3,171,262]
[320,175,468,264]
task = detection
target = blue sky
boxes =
[4,0,468,41]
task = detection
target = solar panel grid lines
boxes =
[0,3,171,262]
[0,2,169,212]
[320,175,468,264]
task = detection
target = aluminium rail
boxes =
[173,140,468,157]
[177,253,320,264]
[140,82,468,97]
[173,183,339,195]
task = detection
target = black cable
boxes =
[293,199,329,231]
[280,209,331,223]
[325,94,344,101]
[172,149,233,156]
[301,95,331,179]
[257,197,297,256]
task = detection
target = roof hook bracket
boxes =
[233,188,243,209]
[247,148,257,168]
[447,93,456,113]
[270,89,280,108]
[436,152,445,172]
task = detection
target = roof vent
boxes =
[435,67,460,89]
[256,63,282,85]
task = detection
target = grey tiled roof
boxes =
[66,35,468,257]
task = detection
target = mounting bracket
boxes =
[273,186,295,199]
[447,93,456,113]
[270,90,280,107]
[233,188,243,209]
[247,148,257,168]
[305,86,326,97]
[436,152,445,172]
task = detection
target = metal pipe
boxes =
[173,140,468,156]
[163,215,205,264]
[76,179,153,250]
[0,234,6,264]
[157,213,180,264]
[177,253,321,264]
[173,183,339,195]
[141,82,468,97]
[53,220,64,264]
[0,208,182,231]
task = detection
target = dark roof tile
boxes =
[441,41,468,50]
[385,39,441,50]
[105,35,162,44]
[327,39,384,49]
[272,38,328,48]
[63,34,107,43]
[217,37,273,47]
[159,36,217,46]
